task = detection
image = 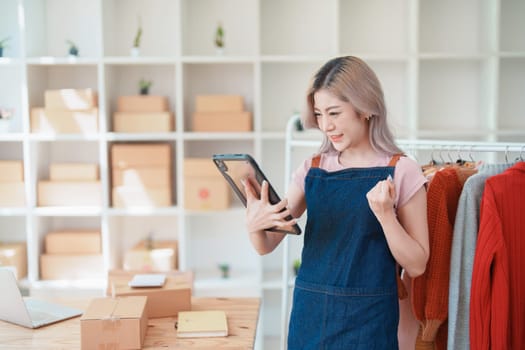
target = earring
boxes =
[366,115,372,121]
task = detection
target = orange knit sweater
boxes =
[412,167,470,349]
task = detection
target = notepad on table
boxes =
[176,310,228,338]
[128,273,166,288]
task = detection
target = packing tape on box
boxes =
[101,315,121,350]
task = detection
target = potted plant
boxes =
[218,263,230,279]
[66,40,79,57]
[214,22,224,54]
[131,16,142,57]
[139,79,152,95]
[0,37,10,57]
[293,259,301,276]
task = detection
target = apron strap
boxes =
[387,153,408,299]
[311,154,322,168]
[387,153,404,167]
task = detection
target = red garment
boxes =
[470,162,525,350]
[412,167,463,349]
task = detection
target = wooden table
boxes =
[0,297,260,349]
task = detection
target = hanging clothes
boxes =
[470,161,525,350]
[412,165,476,350]
[447,163,512,350]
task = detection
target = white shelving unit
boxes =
[1,0,524,348]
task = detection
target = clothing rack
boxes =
[278,114,525,350]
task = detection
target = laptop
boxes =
[0,269,83,328]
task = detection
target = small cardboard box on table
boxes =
[81,296,148,350]
[106,270,192,318]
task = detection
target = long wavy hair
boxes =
[303,56,402,155]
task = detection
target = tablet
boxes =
[212,153,301,235]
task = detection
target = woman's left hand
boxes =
[366,176,396,222]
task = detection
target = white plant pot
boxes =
[130,47,140,57]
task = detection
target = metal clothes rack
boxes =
[278,114,525,350]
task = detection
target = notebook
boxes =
[0,269,83,329]
[176,310,228,338]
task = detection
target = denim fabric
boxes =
[288,166,399,349]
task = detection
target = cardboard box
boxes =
[184,158,230,210]
[111,143,171,168]
[49,163,99,181]
[123,248,176,272]
[31,107,99,134]
[113,111,174,132]
[44,89,98,110]
[40,254,104,279]
[131,240,178,270]
[112,186,171,208]
[117,95,169,113]
[45,231,101,254]
[0,182,25,207]
[38,181,101,206]
[112,166,171,187]
[192,111,252,132]
[195,95,244,112]
[0,243,27,279]
[106,275,191,318]
[81,296,147,350]
[0,161,24,182]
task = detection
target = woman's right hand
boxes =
[243,179,296,234]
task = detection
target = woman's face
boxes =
[313,89,369,152]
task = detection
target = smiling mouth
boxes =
[329,134,343,142]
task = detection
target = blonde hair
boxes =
[303,56,402,155]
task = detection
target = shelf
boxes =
[34,207,103,217]
[0,208,27,216]
[108,207,180,217]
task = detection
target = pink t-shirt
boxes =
[292,151,428,209]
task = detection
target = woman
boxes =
[244,56,429,349]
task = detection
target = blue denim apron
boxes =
[288,154,401,350]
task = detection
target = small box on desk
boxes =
[111,143,172,169]
[38,181,101,206]
[40,254,104,279]
[44,89,98,110]
[193,111,252,132]
[184,158,230,210]
[31,108,99,134]
[0,243,27,279]
[106,274,191,318]
[81,296,148,350]
[0,182,25,207]
[113,111,174,132]
[117,95,169,113]
[0,161,24,182]
[45,231,101,254]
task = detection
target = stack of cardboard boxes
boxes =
[31,89,98,134]
[192,94,252,132]
[40,230,104,280]
[111,143,172,208]
[81,270,193,349]
[37,163,101,206]
[114,95,174,132]
[0,160,25,207]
